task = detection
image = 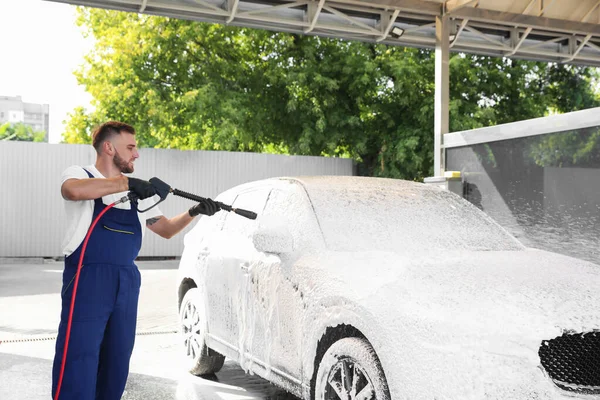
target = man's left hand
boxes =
[189,198,220,217]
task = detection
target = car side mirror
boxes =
[253,226,294,254]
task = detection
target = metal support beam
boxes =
[519,34,568,51]
[537,0,557,17]
[403,22,436,35]
[305,0,326,33]
[377,9,400,41]
[464,25,507,48]
[584,40,600,53]
[520,0,557,17]
[450,18,468,48]
[340,0,441,15]
[521,0,538,15]
[226,0,240,23]
[238,1,308,17]
[323,4,381,35]
[581,0,600,22]
[563,34,593,63]
[434,15,449,177]
[451,7,600,35]
[445,0,478,14]
[40,0,600,67]
[506,26,532,56]
[192,0,225,13]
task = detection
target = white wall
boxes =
[0,142,354,258]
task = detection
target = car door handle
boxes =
[197,248,210,257]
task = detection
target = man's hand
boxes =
[128,177,157,200]
[189,198,220,217]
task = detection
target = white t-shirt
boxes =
[61,165,163,257]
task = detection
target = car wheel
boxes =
[179,288,225,375]
[314,337,390,400]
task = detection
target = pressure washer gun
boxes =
[126,177,257,220]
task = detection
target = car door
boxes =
[248,181,325,379]
[203,186,271,357]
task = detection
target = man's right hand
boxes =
[128,177,157,200]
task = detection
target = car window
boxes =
[304,177,524,252]
[260,183,324,251]
[188,189,236,235]
[222,188,271,237]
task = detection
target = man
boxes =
[52,121,217,400]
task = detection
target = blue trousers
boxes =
[52,262,141,400]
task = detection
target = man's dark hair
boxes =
[91,121,136,153]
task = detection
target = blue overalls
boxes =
[52,169,142,400]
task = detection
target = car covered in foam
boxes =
[176,176,600,400]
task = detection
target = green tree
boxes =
[65,8,599,180]
[449,57,599,169]
[527,128,600,168]
[61,106,97,144]
[524,65,600,168]
[0,122,46,142]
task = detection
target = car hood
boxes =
[295,248,600,338]
[293,248,600,399]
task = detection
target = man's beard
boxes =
[114,150,134,173]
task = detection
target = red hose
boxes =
[54,202,116,400]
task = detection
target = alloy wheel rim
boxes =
[181,300,202,360]
[324,356,376,400]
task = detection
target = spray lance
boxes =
[127,177,258,219]
[53,177,256,400]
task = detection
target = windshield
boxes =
[304,177,524,253]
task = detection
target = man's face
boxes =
[111,132,139,174]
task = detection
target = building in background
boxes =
[0,95,50,141]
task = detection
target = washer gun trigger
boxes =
[122,177,171,212]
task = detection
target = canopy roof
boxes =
[44,0,600,66]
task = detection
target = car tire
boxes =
[314,337,390,400]
[179,288,225,375]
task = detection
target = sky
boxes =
[0,0,94,144]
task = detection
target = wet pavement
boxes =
[0,260,300,400]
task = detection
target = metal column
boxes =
[434,15,450,177]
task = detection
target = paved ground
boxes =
[0,260,300,400]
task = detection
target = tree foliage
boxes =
[64,8,599,179]
[527,128,600,168]
[0,122,46,142]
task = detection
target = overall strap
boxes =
[82,167,94,179]
[81,168,104,208]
